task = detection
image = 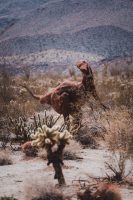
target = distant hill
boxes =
[0,0,133,62]
[0,25,133,58]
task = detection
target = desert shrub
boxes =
[104,108,133,184]
[0,150,12,166]
[6,100,33,119]
[75,127,97,148]
[0,70,52,132]
[0,67,14,104]
[25,183,66,200]
[116,82,133,108]
[23,146,38,157]
[94,63,133,108]
[0,197,17,200]
[75,125,105,148]
[77,182,122,200]
[0,67,16,127]
[105,108,133,156]
[0,132,10,149]
[105,152,133,184]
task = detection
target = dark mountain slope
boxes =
[0,0,133,41]
[0,26,133,59]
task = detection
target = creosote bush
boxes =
[0,151,12,166]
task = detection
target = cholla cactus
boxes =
[31,125,73,147]
[29,124,73,186]
[9,116,31,142]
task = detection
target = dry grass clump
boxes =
[0,150,12,166]
[77,183,122,200]
[104,108,133,154]
[25,182,67,200]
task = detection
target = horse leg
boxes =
[71,108,82,133]
[63,113,70,130]
[59,92,71,130]
[72,111,82,126]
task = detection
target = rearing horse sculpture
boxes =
[22,61,106,126]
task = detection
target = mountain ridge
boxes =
[0,0,133,63]
[0,25,133,59]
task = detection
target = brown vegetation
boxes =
[77,183,122,200]
[0,57,133,199]
[75,125,105,148]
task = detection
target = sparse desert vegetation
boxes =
[0,57,133,199]
[0,0,133,199]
